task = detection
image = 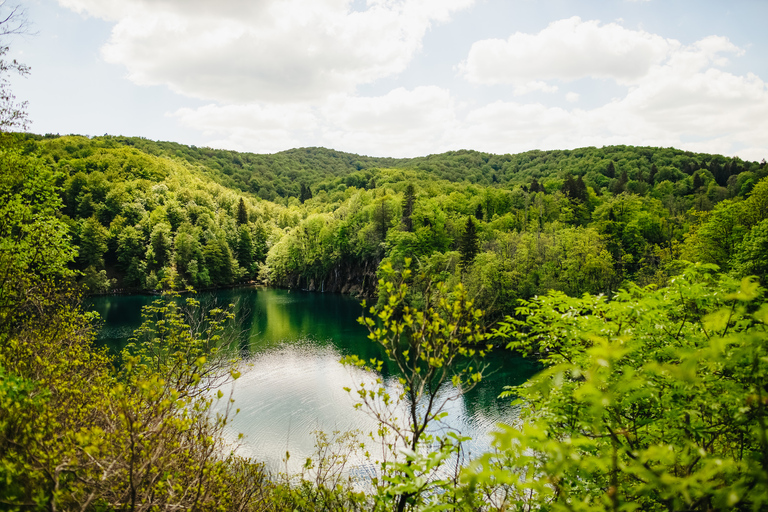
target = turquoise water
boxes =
[88,287,539,471]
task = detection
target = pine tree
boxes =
[574,175,588,202]
[648,164,658,184]
[236,198,248,225]
[474,204,484,221]
[299,184,313,204]
[561,174,577,199]
[374,198,391,242]
[459,217,479,270]
[236,225,253,275]
[611,170,628,195]
[693,172,704,191]
[605,161,616,179]
[401,184,415,232]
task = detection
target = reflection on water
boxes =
[88,287,539,471]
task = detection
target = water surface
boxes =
[89,287,539,471]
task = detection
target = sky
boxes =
[8,0,768,160]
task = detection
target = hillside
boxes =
[17,133,768,319]
[26,133,764,201]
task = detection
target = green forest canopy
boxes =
[21,132,767,321]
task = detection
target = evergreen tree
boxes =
[236,225,254,275]
[562,174,589,202]
[575,175,588,202]
[693,172,704,190]
[474,203,484,221]
[648,163,658,184]
[611,170,628,195]
[561,174,578,200]
[374,197,391,242]
[236,197,248,225]
[713,161,730,187]
[401,184,415,232]
[459,217,479,269]
[299,183,313,204]
[605,161,616,179]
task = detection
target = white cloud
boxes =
[171,55,768,160]
[172,103,319,153]
[452,17,766,160]
[460,17,675,87]
[58,0,474,103]
[513,81,558,96]
[321,86,459,156]
[174,86,459,157]
[455,61,768,160]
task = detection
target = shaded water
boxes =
[88,287,539,471]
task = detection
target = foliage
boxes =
[462,264,768,511]
[0,138,76,330]
[0,138,275,510]
[270,430,370,512]
[343,259,490,511]
[13,132,767,315]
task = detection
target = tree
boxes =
[299,183,313,204]
[78,216,109,268]
[174,225,203,281]
[147,222,173,270]
[236,224,254,276]
[252,220,268,264]
[611,169,628,195]
[401,184,415,232]
[648,163,658,184]
[693,171,704,190]
[344,260,490,512]
[0,143,76,328]
[117,225,147,287]
[474,203,484,221]
[464,265,768,511]
[203,236,233,285]
[236,197,248,225]
[562,174,588,203]
[373,197,392,243]
[459,216,479,270]
[0,2,31,132]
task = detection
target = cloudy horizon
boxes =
[10,0,768,161]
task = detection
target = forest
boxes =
[4,125,768,510]
[22,132,768,321]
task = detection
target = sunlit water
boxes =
[88,287,539,473]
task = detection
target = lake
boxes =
[88,287,539,473]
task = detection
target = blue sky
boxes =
[10,0,768,160]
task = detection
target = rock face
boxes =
[273,259,379,298]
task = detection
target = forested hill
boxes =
[24,133,763,202]
[17,132,768,321]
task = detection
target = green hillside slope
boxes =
[19,133,768,320]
